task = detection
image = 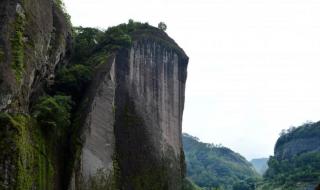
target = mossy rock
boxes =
[0,113,54,190]
[11,11,26,82]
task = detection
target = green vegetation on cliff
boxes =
[262,153,320,189]
[58,21,154,99]
[261,121,320,189]
[183,134,260,190]
[71,27,105,63]
[58,21,178,190]
[1,14,187,189]
[53,65,92,102]
[32,95,72,133]
[0,113,54,190]
[11,10,26,82]
[275,121,320,155]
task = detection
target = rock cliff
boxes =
[0,0,71,189]
[274,121,320,160]
[261,122,320,190]
[0,1,189,190]
[69,30,188,190]
[0,0,71,112]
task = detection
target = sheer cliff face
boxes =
[0,0,71,112]
[275,138,320,160]
[72,37,188,190]
[124,40,187,156]
[70,56,117,190]
[0,0,71,189]
[274,122,320,160]
[115,39,188,189]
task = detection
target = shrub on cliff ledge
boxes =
[100,20,151,51]
[54,64,92,102]
[103,26,132,50]
[32,95,72,132]
[72,27,105,63]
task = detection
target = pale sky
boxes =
[64,0,320,160]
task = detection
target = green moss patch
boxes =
[0,113,54,190]
[11,12,26,82]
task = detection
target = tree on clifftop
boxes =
[158,22,167,31]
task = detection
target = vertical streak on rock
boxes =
[70,32,188,190]
[114,38,188,190]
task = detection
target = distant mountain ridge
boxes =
[250,158,268,175]
[182,133,260,190]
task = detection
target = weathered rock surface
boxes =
[114,38,188,190]
[274,122,320,160]
[0,0,71,112]
[0,0,71,189]
[275,137,320,160]
[69,55,117,190]
[70,33,188,190]
[260,122,320,190]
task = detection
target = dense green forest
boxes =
[182,134,260,190]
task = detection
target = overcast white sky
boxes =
[64,0,320,160]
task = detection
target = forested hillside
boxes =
[183,134,260,190]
